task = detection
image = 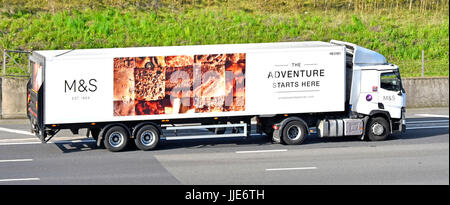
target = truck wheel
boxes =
[134,125,159,151]
[367,117,390,141]
[282,121,306,145]
[104,126,129,152]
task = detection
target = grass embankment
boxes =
[0,1,448,77]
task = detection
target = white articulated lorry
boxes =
[27,40,406,152]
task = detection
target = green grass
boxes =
[0,6,448,77]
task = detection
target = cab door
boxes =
[378,71,405,119]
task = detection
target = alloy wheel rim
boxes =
[372,123,385,136]
[140,131,156,146]
[109,132,124,148]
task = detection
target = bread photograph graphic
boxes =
[113,57,135,102]
[134,56,166,101]
[113,53,245,116]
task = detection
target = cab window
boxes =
[380,72,401,91]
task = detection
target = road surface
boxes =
[0,107,448,185]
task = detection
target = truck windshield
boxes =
[380,71,402,92]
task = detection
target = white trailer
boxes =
[27,40,406,152]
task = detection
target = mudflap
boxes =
[272,128,281,144]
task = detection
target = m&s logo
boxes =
[65,79,98,93]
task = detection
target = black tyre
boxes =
[367,117,390,141]
[103,126,129,152]
[282,121,307,145]
[134,125,160,151]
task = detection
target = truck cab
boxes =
[331,40,406,137]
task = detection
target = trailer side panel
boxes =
[43,46,345,124]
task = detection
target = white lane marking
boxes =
[0,159,33,163]
[0,142,41,146]
[406,126,449,130]
[236,149,287,154]
[266,167,317,171]
[0,139,96,146]
[0,137,40,142]
[0,136,94,142]
[415,114,449,118]
[0,178,40,182]
[406,120,449,124]
[0,127,34,136]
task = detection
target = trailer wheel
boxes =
[367,117,389,141]
[282,121,306,145]
[104,126,129,152]
[134,125,160,151]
